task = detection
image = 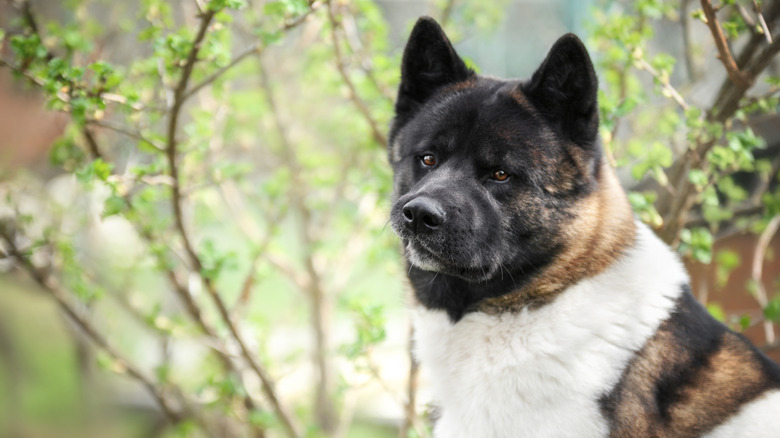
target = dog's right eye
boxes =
[421,154,437,167]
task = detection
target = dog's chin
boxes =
[405,242,498,283]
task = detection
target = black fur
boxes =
[392,17,474,138]
[524,34,601,149]
[389,17,600,321]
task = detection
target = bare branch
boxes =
[751,215,780,345]
[0,228,183,424]
[159,13,302,428]
[656,2,780,245]
[634,57,690,110]
[3,2,108,161]
[171,30,302,435]
[165,9,216,273]
[183,2,322,101]
[258,50,335,434]
[340,13,396,102]
[399,322,429,438]
[700,0,753,89]
[754,0,774,44]
[183,43,262,101]
[87,119,165,152]
[736,3,758,33]
[681,0,699,82]
[325,0,388,147]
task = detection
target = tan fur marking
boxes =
[509,87,530,106]
[440,78,477,94]
[479,159,636,314]
[605,324,774,437]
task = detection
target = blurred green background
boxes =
[1,0,779,437]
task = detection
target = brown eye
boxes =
[421,154,437,167]
[492,170,509,181]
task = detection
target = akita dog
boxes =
[388,17,780,438]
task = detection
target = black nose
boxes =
[402,197,445,233]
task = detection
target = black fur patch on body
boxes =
[599,285,780,437]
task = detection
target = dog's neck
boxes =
[477,159,637,314]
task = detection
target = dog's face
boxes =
[389,18,602,290]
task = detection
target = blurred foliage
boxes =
[0,0,779,437]
[591,0,780,334]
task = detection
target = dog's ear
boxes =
[523,34,599,148]
[395,17,473,119]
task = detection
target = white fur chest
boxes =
[412,224,688,438]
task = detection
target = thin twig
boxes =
[439,0,457,27]
[160,11,300,431]
[0,229,183,424]
[399,322,428,438]
[134,228,269,438]
[183,43,262,101]
[165,9,216,271]
[87,119,165,152]
[655,2,780,245]
[681,0,699,82]
[325,0,388,147]
[340,13,395,102]
[7,3,105,160]
[754,0,774,43]
[736,3,758,33]
[183,2,322,101]
[751,215,780,345]
[700,0,753,89]
[258,50,335,434]
[634,57,690,110]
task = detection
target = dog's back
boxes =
[389,17,780,437]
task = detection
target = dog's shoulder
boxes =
[601,273,780,437]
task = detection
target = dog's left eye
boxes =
[491,170,510,182]
[421,154,437,167]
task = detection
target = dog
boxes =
[388,17,780,438]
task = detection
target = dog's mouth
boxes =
[404,239,498,282]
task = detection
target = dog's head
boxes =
[389,17,606,289]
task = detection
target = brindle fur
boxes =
[600,287,780,437]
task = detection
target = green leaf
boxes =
[707,303,726,322]
[103,195,126,218]
[688,169,708,189]
[715,250,740,287]
[198,239,237,280]
[679,227,713,264]
[764,297,780,323]
[341,299,387,359]
[738,314,751,332]
[628,191,662,227]
[207,0,246,11]
[76,159,113,184]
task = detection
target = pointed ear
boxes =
[523,34,599,147]
[395,17,474,118]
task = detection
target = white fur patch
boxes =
[704,390,780,438]
[413,222,689,438]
